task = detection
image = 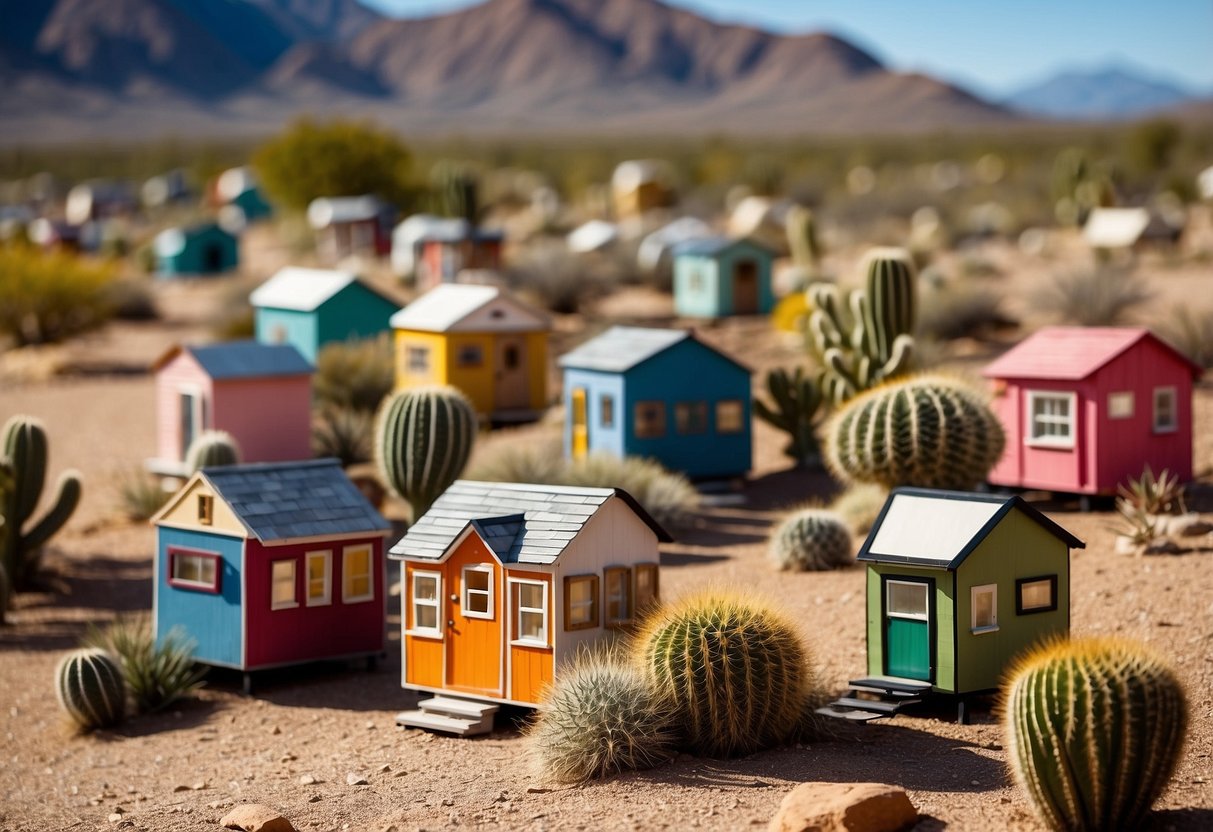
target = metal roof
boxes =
[389,480,672,564]
[558,325,749,375]
[672,235,774,258]
[307,195,384,228]
[389,284,546,333]
[982,327,1202,381]
[858,488,1084,570]
[153,340,313,379]
[250,267,385,312]
[196,459,388,543]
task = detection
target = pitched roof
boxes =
[389,480,672,564]
[982,327,1202,381]
[250,267,396,312]
[558,326,749,374]
[307,195,385,228]
[858,488,1084,570]
[673,235,775,258]
[389,284,547,333]
[152,340,313,379]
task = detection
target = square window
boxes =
[271,560,297,610]
[604,567,633,627]
[513,581,548,645]
[675,401,708,435]
[462,565,493,619]
[564,575,599,631]
[407,346,430,374]
[1027,391,1076,448]
[411,571,441,635]
[197,494,214,526]
[634,401,666,439]
[342,544,374,603]
[1108,391,1134,420]
[601,395,615,428]
[306,551,331,606]
[457,344,483,367]
[715,400,745,434]
[1017,575,1058,615]
[1153,387,1177,433]
[971,584,998,632]
[168,548,220,593]
[635,563,659,612]
[886,580,928,619]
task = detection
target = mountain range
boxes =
[0,0,1207,144]
[1004,65,1205,120]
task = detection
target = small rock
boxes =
[174,784,191,792]
[392,769,407,778]
[768,782,917,832]
[308,794,321,803]
[377,764,391,773]
[109,812,125,823]
[441,798,455,807]
[346,772,369,786]
[271,726,282,735]
[298,775,317,786]
[220,803,296,832]
[192,781,207,791]
[1144,537,1182,555]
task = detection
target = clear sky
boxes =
[358,0,1213,96]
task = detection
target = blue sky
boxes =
[359,0,1213,96]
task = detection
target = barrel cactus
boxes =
[1003,638,1188,832]
[528,649,675,782]
[55,648,127,731]
[824,374,1005,491]
[184,430,241,473]
[633,591,812,758]
[375,386,476,518]
[769,508,853,571]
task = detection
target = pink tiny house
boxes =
[149,341,314,475]
[983,327,1201,497]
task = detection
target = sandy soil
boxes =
[1,246,1212,832]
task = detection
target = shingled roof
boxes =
[558,326,749,374]
[189,459,388,543]
[152,340,312,380]
[389,480,672,565]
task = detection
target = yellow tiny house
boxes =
[391,285,550,422]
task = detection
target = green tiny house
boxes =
[859,488,1083,696]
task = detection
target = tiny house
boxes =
[983,327,1201,496]
[559,326,752,479]
[152,459,388,687]
[154,222,238,277]
[415,223,504,291]
[672,237,775,318]
[391,284,549,422]
[392,480,670,732]
[251,267,400,364]
[611,159,675,218]
[308,196,392,261]
[149,341,313,475]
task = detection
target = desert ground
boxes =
[1,237,1212,832]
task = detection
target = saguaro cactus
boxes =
[785,204,821,273]
[55,648,127,731]
[375,386,476,518]
[753,366,824,466]
[184,430,241,473]
[1003,638,1188,832]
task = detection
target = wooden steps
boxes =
[817,675,932,722]
[396,695,499,736]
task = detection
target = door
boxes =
[570,387,589,459]
[179,390,202,460]
[494,336,530,411]
[884,578,933,681]
[203,243,223,273]
[733,259,759,314]
[444,548,502,696]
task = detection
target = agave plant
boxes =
[84,616,205,713]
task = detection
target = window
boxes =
[271,560,297,610]
[462,565,494,619]
[564,575,599,631]
[178,388,203,459]
[407,346,430,373]
[635,563,659,612]
[1108,391,1134,420]
[601,395,615,428]
[305,550,331,606]
[503,345,520,370]
[168,548,220,593]
[886,580,929,620]
[716,400,744,434]
[342,544,374,603]
[675,401,708,435]
[512,580,548,646]
[457,344,483,367]
[689,267,705,292]
[411,571,441,636]
[197,494,214,526]
[971,584,998,633]
[634,401,666,439]
[1027,391,1076,448]
[1016,575,1058,615]
[1153,387,1177,433]
[604,567,633,627]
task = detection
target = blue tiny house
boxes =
[154,222,238,277]
[251,267,401,364]
[559,327,752,479]
[672,237,774,318]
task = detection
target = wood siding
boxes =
[154,352,213,463]
[443,535,503,698]
[210,376,312,463]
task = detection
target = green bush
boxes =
[84,616,205,714]
[314,335,395,413]
[0,246,116,346]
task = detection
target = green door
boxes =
[885,579,932,681]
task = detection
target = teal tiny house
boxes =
[155,222,238,277]
[251,267,401,364]
[672,237,774,318]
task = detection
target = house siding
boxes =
[402,561,444,690]
[505,568,553,704]
[256,308,319,364]
[155,353,213,463]
[210,376,312,463]
[315,284,398,353]
[673,241,774,318]
[154,527,244,668]
[562,369,627,460]
[866,564,955,691]
[395,329,547,418]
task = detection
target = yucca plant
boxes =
[1117,466,1185,517]
[84,617,205,714]
[115,469,170,522]
[313,405,373,467]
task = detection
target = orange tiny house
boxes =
[391,481,671,735]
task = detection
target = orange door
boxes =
[444,537,502,697]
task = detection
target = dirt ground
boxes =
[1,242,1212,832]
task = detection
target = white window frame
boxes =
[461,564,494,620]
[1026,390,1077,449]
[1153,386,1178,434]
[510,578,549,648]
[886,580,929,621]
[970,583,999,634]
[409,570,443,638]
[305,550,332,607]
[1107,391,1134,420]
[341,543,375,604]
[270,559,298,610]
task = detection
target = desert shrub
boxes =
[1157,305,1213,369]
[0,246,116,346]
[768,508,853,571]
[209,284,255,341]
[314,335,395,413]
[466,439,565,484]
[313,405,373,466]
[84,616,205,713]
[505,239,614,314]
[1034,267,1153,327]
[116,470,170,522]
[918,281,1015,341]
[828,483,889,536]
[104,277,158,321]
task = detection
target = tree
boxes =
[252,119,415,210]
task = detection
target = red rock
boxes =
[768,782,917,832]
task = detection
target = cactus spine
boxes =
[633,591,811,758]
[785,205,821,273]
[1003,638,1188,832]
[753,366,823,466]
[0,417,82,612]
[375,386,476,518]
[769,508,853,571]
[824,374,1005,491]
[55,648,127,731]
[184,430,241,473]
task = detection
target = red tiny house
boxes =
[984,327,1200,496]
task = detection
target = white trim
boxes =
[342,543,375,604]
[970,583,999,633]
[886,580,930,621]
[1107,391,1134,420]
[1152,386,1178,433]
[270,558,298,610]
[461,564,495,620]
[305,550,332,607]
[176,383,206,461]
[410,570,443,638]
[1025,390,1077,449]
[509,577,549,648]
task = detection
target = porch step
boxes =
[847,676,933,695]
[831,696,910,715]
[814,704,889,722]
[817,677,932,723]
[395,695,499,737]
[421,696,499,720]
